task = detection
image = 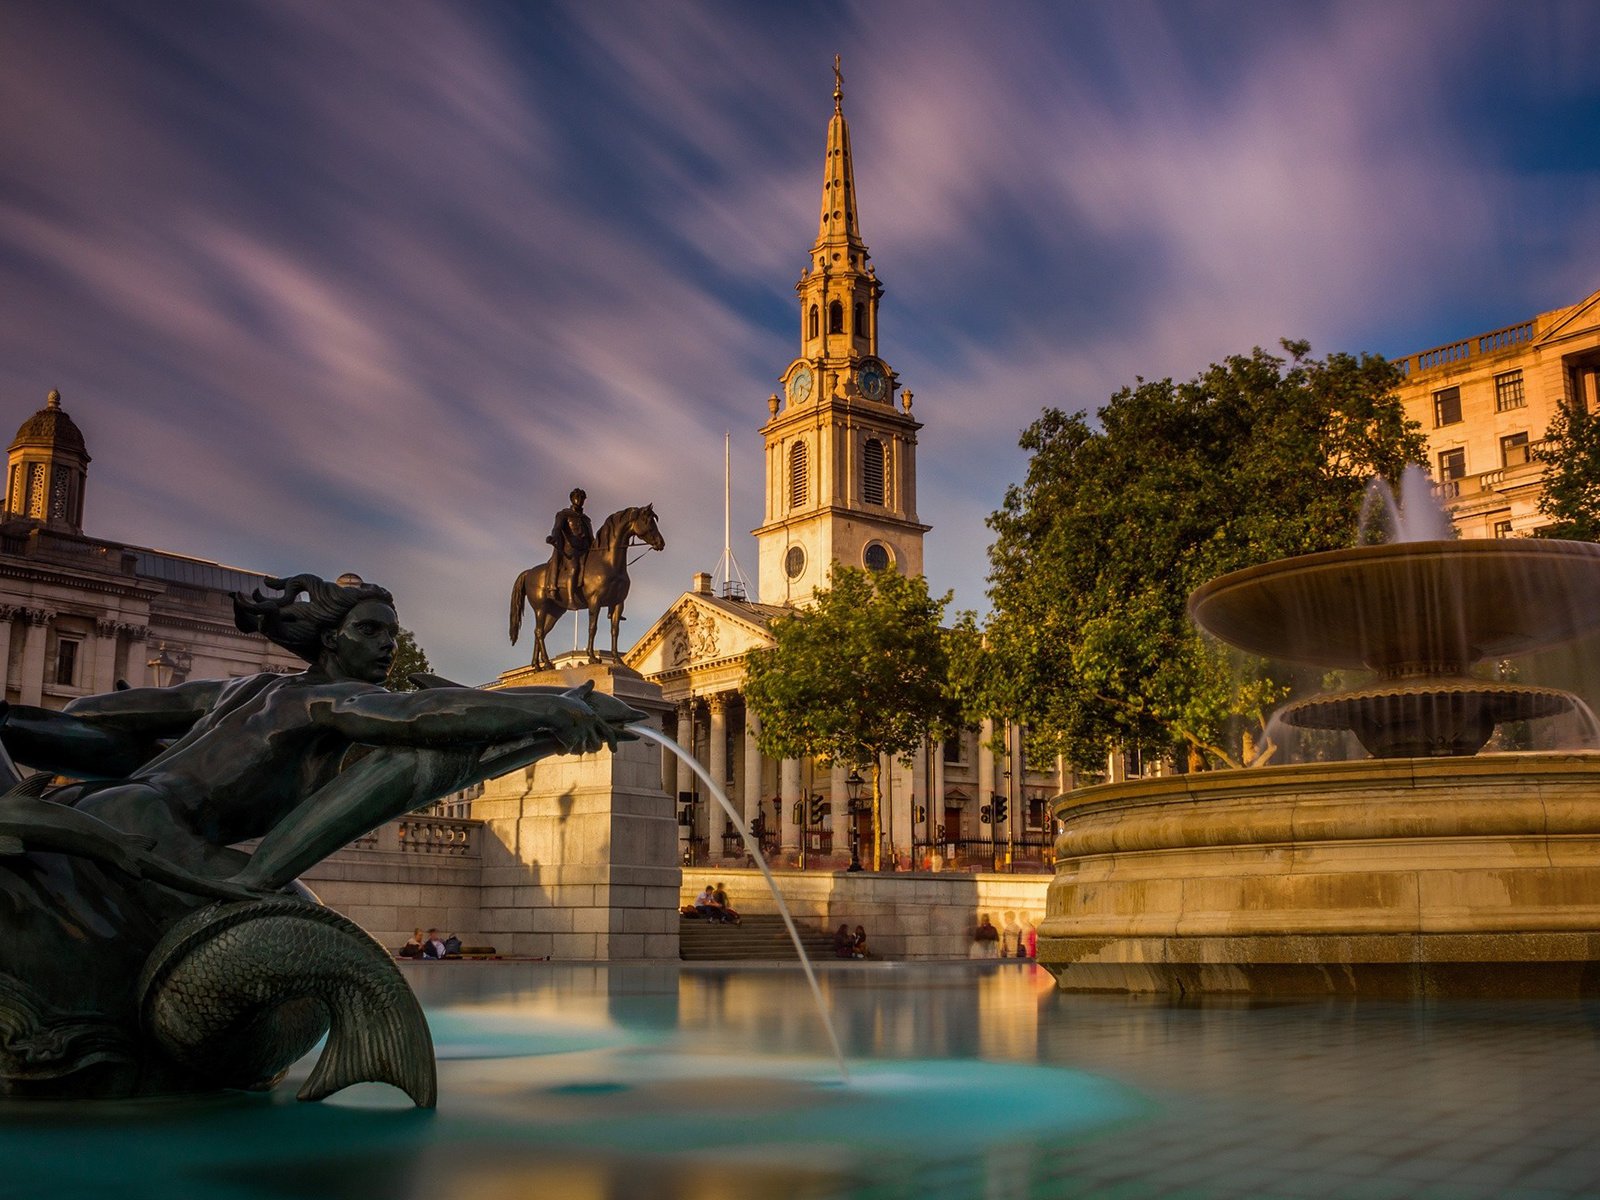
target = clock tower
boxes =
[755,59,928,605]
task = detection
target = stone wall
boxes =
[682,868,1049,959]
[300,813,483,953]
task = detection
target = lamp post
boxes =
[845,768,865,872]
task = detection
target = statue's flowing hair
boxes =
[232,574,395,665]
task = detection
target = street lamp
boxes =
[845,768,865,872]
[147,644,178,689]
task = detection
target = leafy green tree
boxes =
[1534,401,1600,540]
[744,566,958,870]
[384,626,432,692]
[981,341,1425,774]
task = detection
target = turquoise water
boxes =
[7,962,1600,1198]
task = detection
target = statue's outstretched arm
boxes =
[64,678,227,732]
[309,683,629,754]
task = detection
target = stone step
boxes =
[679,914,839,962]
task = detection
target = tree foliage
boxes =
[744,566,957,869]
[978,341,1426,774]
[384,626,433,692]
[1535,401,1600,540]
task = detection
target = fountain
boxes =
[1039,477,1600,997]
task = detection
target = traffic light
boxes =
[913,804,927,824]
[809,796,824,825]
[993,797,1008,824]
[980,804,992,825]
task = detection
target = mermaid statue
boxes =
[0,573,643,1107]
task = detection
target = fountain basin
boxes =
[1188,538,1600,671]
[1038,754,1600,997]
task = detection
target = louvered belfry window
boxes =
[789,441,808,509]
[863,438,885,506]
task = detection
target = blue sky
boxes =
[3,1,1598,684]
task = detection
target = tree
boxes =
[384,627,432,692]
[743,566,958,870]
[1535,400,1600,539]
[980,341,1426,774]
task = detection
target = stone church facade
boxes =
[626,71,1062,874]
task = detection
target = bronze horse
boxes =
[510,504,665,670]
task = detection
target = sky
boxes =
[2,0,1598,685]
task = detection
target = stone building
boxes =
[626,70,1061,873]
[1395,286,1600,537]
[0,389,299,707]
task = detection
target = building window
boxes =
[854,303,864,335]
[943,735,967,765]
[864,542,891,572]
[1433,386,1462,427]
[788,441,808,509]
[1501,431,1530,468]
[828,301,844,334]
[1438,447,1466,481]
[1494,370,1526,411]
[808,305,819,340]
[54,638,79,687]
[863,438,885,506]
[1493,519,1514,539]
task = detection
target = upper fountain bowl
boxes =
[1189,539,1600,674]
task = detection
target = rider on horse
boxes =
[545,488,594,608]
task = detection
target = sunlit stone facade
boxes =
[1396,286,1600,537]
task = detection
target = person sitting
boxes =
[851,925,871,959]
[694,885,725,922]
[711,881,740,924]
[399,928,425,959]
[833,923,853,958]
[422,928,447,959]
[971,914,1001,959]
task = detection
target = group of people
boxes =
[399,928,462,960]
[690,882,741,923]
[970,911,1036,959]
[833,923,870,959]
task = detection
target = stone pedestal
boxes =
[474,659,680,961]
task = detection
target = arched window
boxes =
[829,301,844,334]
[808,305,819,340]
[789,441,808,509]
[854,303,864,336]
[863,439,885,506]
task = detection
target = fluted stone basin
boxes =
[1188,539,1600,756]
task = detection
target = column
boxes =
[931,738,946,835]
[912,740,928,855]
[707,693,729,856]
[675,700,694,859]
[780,757,801,853]
[92,619,119,695]
[742,706,763,833]
[17,610,51,706]
[978,719,996,868]
[0,608,15,696]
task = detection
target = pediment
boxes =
[1536,285,1600,344]
[626,593,777,677]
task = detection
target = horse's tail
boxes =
[509,568,533,644]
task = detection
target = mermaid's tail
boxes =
[138,897,436,1107]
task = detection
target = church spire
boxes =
[813,54,867,266]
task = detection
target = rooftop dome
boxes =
[9,390,89,459]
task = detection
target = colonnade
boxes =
[0,606,151,704]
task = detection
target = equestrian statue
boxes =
[0,573,645,1106]
[509,494,665,670]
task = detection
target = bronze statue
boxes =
[0,573,643,1106]
[545,487,595,608]
[511,502,664,670]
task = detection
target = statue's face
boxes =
[327,599,399,683]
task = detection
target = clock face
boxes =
[788,365,814,404]
[785,545,806,579]
[859,364,886,401]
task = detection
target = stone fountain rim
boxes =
[1188,537,1600,668]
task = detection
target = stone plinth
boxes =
[1039,754,1600,997]
[474,661,680,961]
